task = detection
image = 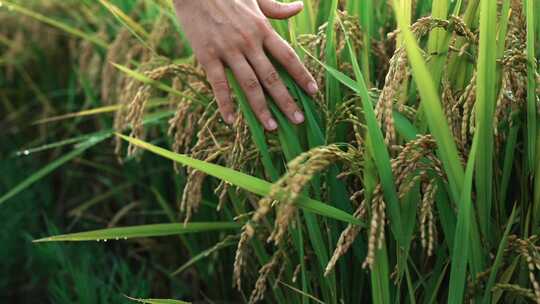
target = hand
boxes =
[173,0,318,131]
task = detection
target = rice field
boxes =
[1,0,540,303]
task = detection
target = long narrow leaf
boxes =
[117,134,364,226]
[34,222,240,242]
[391,0,464,203]
[0,133,109,206]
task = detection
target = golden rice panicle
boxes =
[266,203,296,246]
[338,10,364,54]
[248,250,284,304]
[77,25,106,89]
[126,85,152,156]
[179,109,227,223]
[492,284,537,302]
[179,170,205,224]
[441,77,460,140]
[458,72,477,153]
[101,2,148,104]
[512,237,540,303]
[374,46,407,146]
[326,196,368,276]
[116,61,204,157]
[113,57,168,156]
[216,114,255,211]
[233,224,255,291]
[419,179,438,257]
[168,64,212,161]
[102,27,134,105]
[362,191,386,269]
[392,135,441,197]
[265,145,347,246]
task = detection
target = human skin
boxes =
[173,0,318,131]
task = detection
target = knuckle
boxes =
[244,78,261,92]
[236,30,254,46]
[264,70,280,86]
[254,17,271,34]
[283,49,297,62]
[217,41,237,54]
[213,79,229,92]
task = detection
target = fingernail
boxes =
[226,113,235,124]
[293,111,304,124]
[308,82,318,95]
[267,118,278,130]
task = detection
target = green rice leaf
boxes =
[525,0,537,174]
[117,134,364,226]
[447,135,478,304]
[391,0,464,205]
[0,132,110,206]
[474,0,498,239]
[482,204,517,303]
[126,296,190,304]
[170,236,237,276]
[33,222,240,242]
[339,18,404,244]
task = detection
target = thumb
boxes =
[258,0,304,19]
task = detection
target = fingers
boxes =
[247,52,304,124]
[258,0,304,19]
[264,33,318,96]
[226,54,277,131]
[203,60,236,124]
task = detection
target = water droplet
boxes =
[115,237,119,241]
[16,150,30,156]
[103,239,108,242]
[97,239,101,242]
[123,237,128,240]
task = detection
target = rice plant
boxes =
[1,0,539,303]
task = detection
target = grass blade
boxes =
[482,204,517,303]
[525,0,537,174]
[474,0,498,239]
[34,222,240,242]
[117,134,364,226]
[0,133,110,206]
[391,0,464,203]
[447,135,478,304]
[126,296,190,304]
[32,99,169,125]
[339,19,404,244]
